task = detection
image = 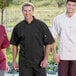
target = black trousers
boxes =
[19,64,46,76]
[58,60,76,76]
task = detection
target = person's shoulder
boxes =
[14,20,24,29]
[34,18,49,31]
[74,13,76,17]
[16,20,24,26]
[53,13,65,22]
[34,17,44,23]
[74,13,76,15]
[55,13,65,19]
[0,25,5,30]
[35,18,47,26]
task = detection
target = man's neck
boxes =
[26,17,33,24]
[66,12,74,17]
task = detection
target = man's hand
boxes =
[40,58,48,68]
[53,54,60,64]
[13,61,18,71]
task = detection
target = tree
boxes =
[0,0,11,24]
[0,0,5,24]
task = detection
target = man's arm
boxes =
[2,48,9,72]
[52,39,59,64]
[12,45,18,71]
[40,44,50,68]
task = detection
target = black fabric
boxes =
[19,64,46,76]
[10,17,54,67]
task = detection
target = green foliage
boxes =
[7,0,13,6]
[12,0,28,5]
[7,32,19,62]
[0,0,11,9]
[0,0,12,24]
[0,0,5,9]
[6,45,19,62]
[0,0,5,24]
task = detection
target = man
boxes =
[50,0,76,76]
[10,3,54,76]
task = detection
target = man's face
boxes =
[22,6,34,20]
[66,1,76,13]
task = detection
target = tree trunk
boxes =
[1,8,4,24]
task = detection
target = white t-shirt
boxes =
[50,12,76,60]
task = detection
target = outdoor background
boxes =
[0,0,66,75]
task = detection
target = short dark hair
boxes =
[66,0,76,3]
[22,3,34,11]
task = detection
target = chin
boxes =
[68,10,74,13]
[26,17,30,19]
